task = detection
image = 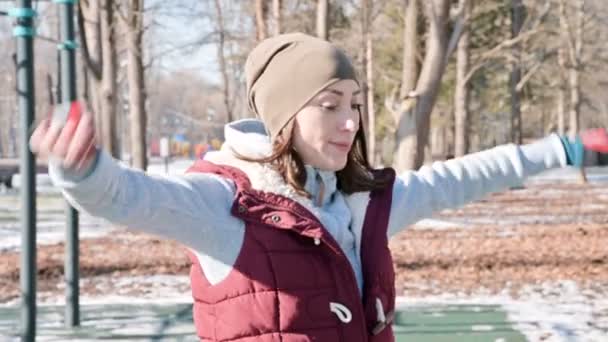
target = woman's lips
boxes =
[329,141,351,152]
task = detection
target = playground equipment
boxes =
[4,0,80,340]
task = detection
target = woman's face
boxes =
[291,79,362,171]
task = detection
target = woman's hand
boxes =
[29,101,97,173]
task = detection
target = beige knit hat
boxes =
[245,32,358,139]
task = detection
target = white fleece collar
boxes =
[219,119,338,208]
[206,119,371,259]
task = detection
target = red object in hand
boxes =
[67,101,82,125]
[580,128,608,153]
[51,101,82,128]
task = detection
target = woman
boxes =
[29,32,608,341]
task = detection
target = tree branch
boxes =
[515,60,542,92]
[77,2,102,80]
[558,0,577,65]
[444,0,468,65]
[464,28,542,84]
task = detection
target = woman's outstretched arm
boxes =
[29,105,245,266]
[386,134,567,238]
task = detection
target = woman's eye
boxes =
[321,104,337,111]
[352,104,363,111]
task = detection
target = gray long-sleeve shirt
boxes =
[49,119,567,293]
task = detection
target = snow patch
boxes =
[397,280,608,342]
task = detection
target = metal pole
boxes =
[14,0,37,340]
[55,0,79,327]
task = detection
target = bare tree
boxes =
[462,2,550,87]
[557,0,587,181]
[510,0,525,144]
[255,0,268,41]
[0,52,17,157]
[558,0,585,137]
[78,0,103,143]
[123,0,147,170]
[360,0,375,164]
[557,32,567,135]
[316,0,329,40]
[451,1,551,150]
[386,0,467,171]
[272,0,282,36]
[454,0,471,157]
[400,0,418,98]
[385,0,418,171]
[100,0,119,157]
[214,0,234,123]
[78,0,120,157]
[557,46,567,135]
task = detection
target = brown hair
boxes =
[237,118,392,197]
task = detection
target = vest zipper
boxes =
[304,202,368,338]
[323,236,369,339]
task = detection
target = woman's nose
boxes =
[344,119,356,132]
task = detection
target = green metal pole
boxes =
[55,0,79,327]
[14,0,37,340]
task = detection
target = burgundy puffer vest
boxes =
[186,161,397,341]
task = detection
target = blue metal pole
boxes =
[54,0,80,327]
[13,0,37,340]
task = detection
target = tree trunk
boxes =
[392,0,419,172]
[454,0,471,157]
[557,86,566,135]
[79,47,90,103]
[572,0,586,183]
[0,100,5,157]
[395,0,452,171]
[126,0,147,170]
[558,0,585,138]
[316,0,329,40]
[362,0,375,165]
[272,0,282,36]
[568,0,584,138]
[214,0,233,123]
[510,0,524,144]
[78,0,103,143]
[8,97,18,157]
[558,0,586,182]
[400,0,418,98]
[255,0,267,41]
[99,0,119,158]
[569,67,581,137]
[431,125,446,159]
[557,46,567,135]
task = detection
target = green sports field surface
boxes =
[0,303,527,341]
